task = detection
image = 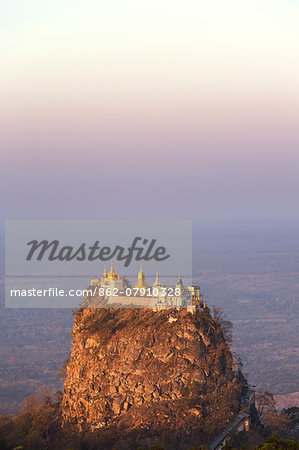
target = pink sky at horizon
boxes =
[1,0,299,220]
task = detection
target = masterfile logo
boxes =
[5,220,192,308]
[25,237,170,266]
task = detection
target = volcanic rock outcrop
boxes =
[62,307,246,448]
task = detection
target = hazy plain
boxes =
[0,220,298,413]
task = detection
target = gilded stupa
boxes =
[135,262,147,289]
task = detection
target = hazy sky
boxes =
[1,0,298,220]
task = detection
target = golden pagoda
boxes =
[108,260,117,279]
[103,264,108,278]
[135,262,147,289]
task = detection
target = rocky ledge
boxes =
[62,307,246,447]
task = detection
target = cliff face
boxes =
[62,307,245,447]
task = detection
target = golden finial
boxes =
[177,274,183,285]
[135,261,147,288]
[103,264,107,278]
[108,259,117,279]
[138,262,144,279]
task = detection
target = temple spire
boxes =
[177,274,183,286]
[108,259,117,279]
[135,262,147,289]
[154,272,160,285]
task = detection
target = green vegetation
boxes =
[255,435,299,449]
